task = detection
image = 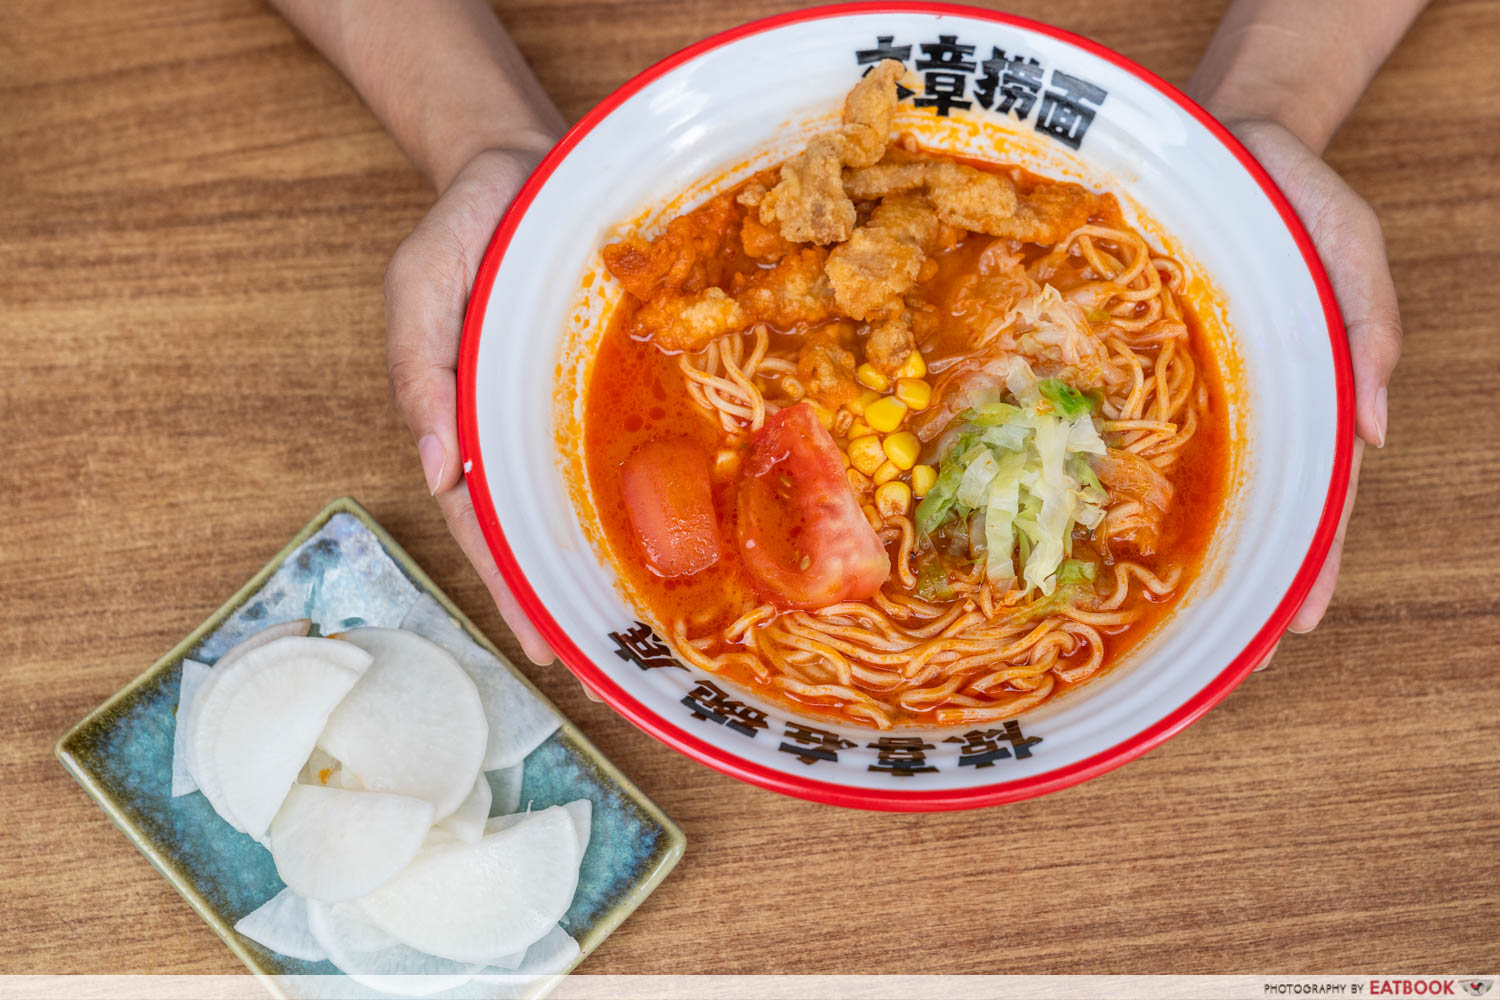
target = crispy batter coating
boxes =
[758,135,853,246]
[992,182,1098,245]
[758,60,907,244]
[796,321,861,407]
[637,287,747,353]
[824,193,939,321]
[601,193,740,299]
[831,59,905,169]
[841,160,928,200]
[846,158,1020,231]
[604,67,1102,370]
[924,162,1022,233]
[734,247,838,330]
[739,214,795,261]
[865,314,915,374]
[844,155,1096,244]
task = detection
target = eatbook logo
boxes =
[1461,982,1493,997]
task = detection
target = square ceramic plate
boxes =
[57,496,685,998]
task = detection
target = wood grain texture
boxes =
[3,0,1497,977]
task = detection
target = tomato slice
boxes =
[737,402,891,608]
[619,438,722,578]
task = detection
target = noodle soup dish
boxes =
[458,7,1352,809]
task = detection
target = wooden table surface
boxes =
[4,0,1497,978]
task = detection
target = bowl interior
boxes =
[460,7,1348,808]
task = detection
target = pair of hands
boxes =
[385,121,1401,670]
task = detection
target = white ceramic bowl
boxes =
[457,3,1353,810]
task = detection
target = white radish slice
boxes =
[269,784,434,902]
[233,887,327,962]
[171,660,212,797]
[333,767,365,791]
[400,595,560,770]
[318,628,487,819]
[563,799,592,862]
[517,924,580,975]
[184,616,311,787]
[215,618,313,673]
[484,945,528,972]
[297,747,340,787]
[358,805,580,963]
[422,828,459,849]
[483,800,588,859]
[482,813,527,836]
[437,774,491,843]
[192,636,370,836]
[307,898,481,997]
[180,661,232,803]
[485,764,524,817]
[476,926,581,988]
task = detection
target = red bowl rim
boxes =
[455,1,1354,811]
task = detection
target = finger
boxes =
[384,153,530,496]
[1253,639,1282,672]
[1289,440,1365,633]
[385,217,471,495]
[1314,200,1402,448]
[1275,154,1403,448]
[435,480,557,666]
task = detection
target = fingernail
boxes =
[418,434,446,495]
[1253,640,1281,671]
[1374,386,1388,448]
[1287,621,1315,635]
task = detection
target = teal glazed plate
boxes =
[57,496,685,998]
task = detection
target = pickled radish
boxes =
[187,620,588,992]
[215,618,313,672]
[189,636,370,836]
[269,784,434,902]
[234,887,326,963]
[486,763,524,817]
[358,806,580,963]
[563,799,592,861]
[436,774,491,843]
[399,594,560,770]
[171,660,211,798]
[307,899,481,997]
[319,628,487,819]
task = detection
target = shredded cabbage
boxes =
[914,362,1108,595]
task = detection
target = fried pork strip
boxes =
[755,60,909,245]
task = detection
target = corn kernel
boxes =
[847,435,884,476]
[882,431,920,471]
[895,378,932,412]
[712,449,741,482]
[876,481,912,519]
[847,389,882,416]
[848,419,874,439]
[855,363,891,392]
[873,460,901,486]
[807,402,835,429]
[864,396,908,433]
[846,467,872,497]
[898,350,927,379]
[861,503,883,532]
[910,464,937,497]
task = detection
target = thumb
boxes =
[1307,189,1402,447]
[385,165,502,496]
[385,225,466,495]
[1257,132,1403,447]
[385,151,539,494]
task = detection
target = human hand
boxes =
[1230,118,1401,653]
[384,147,557,665]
